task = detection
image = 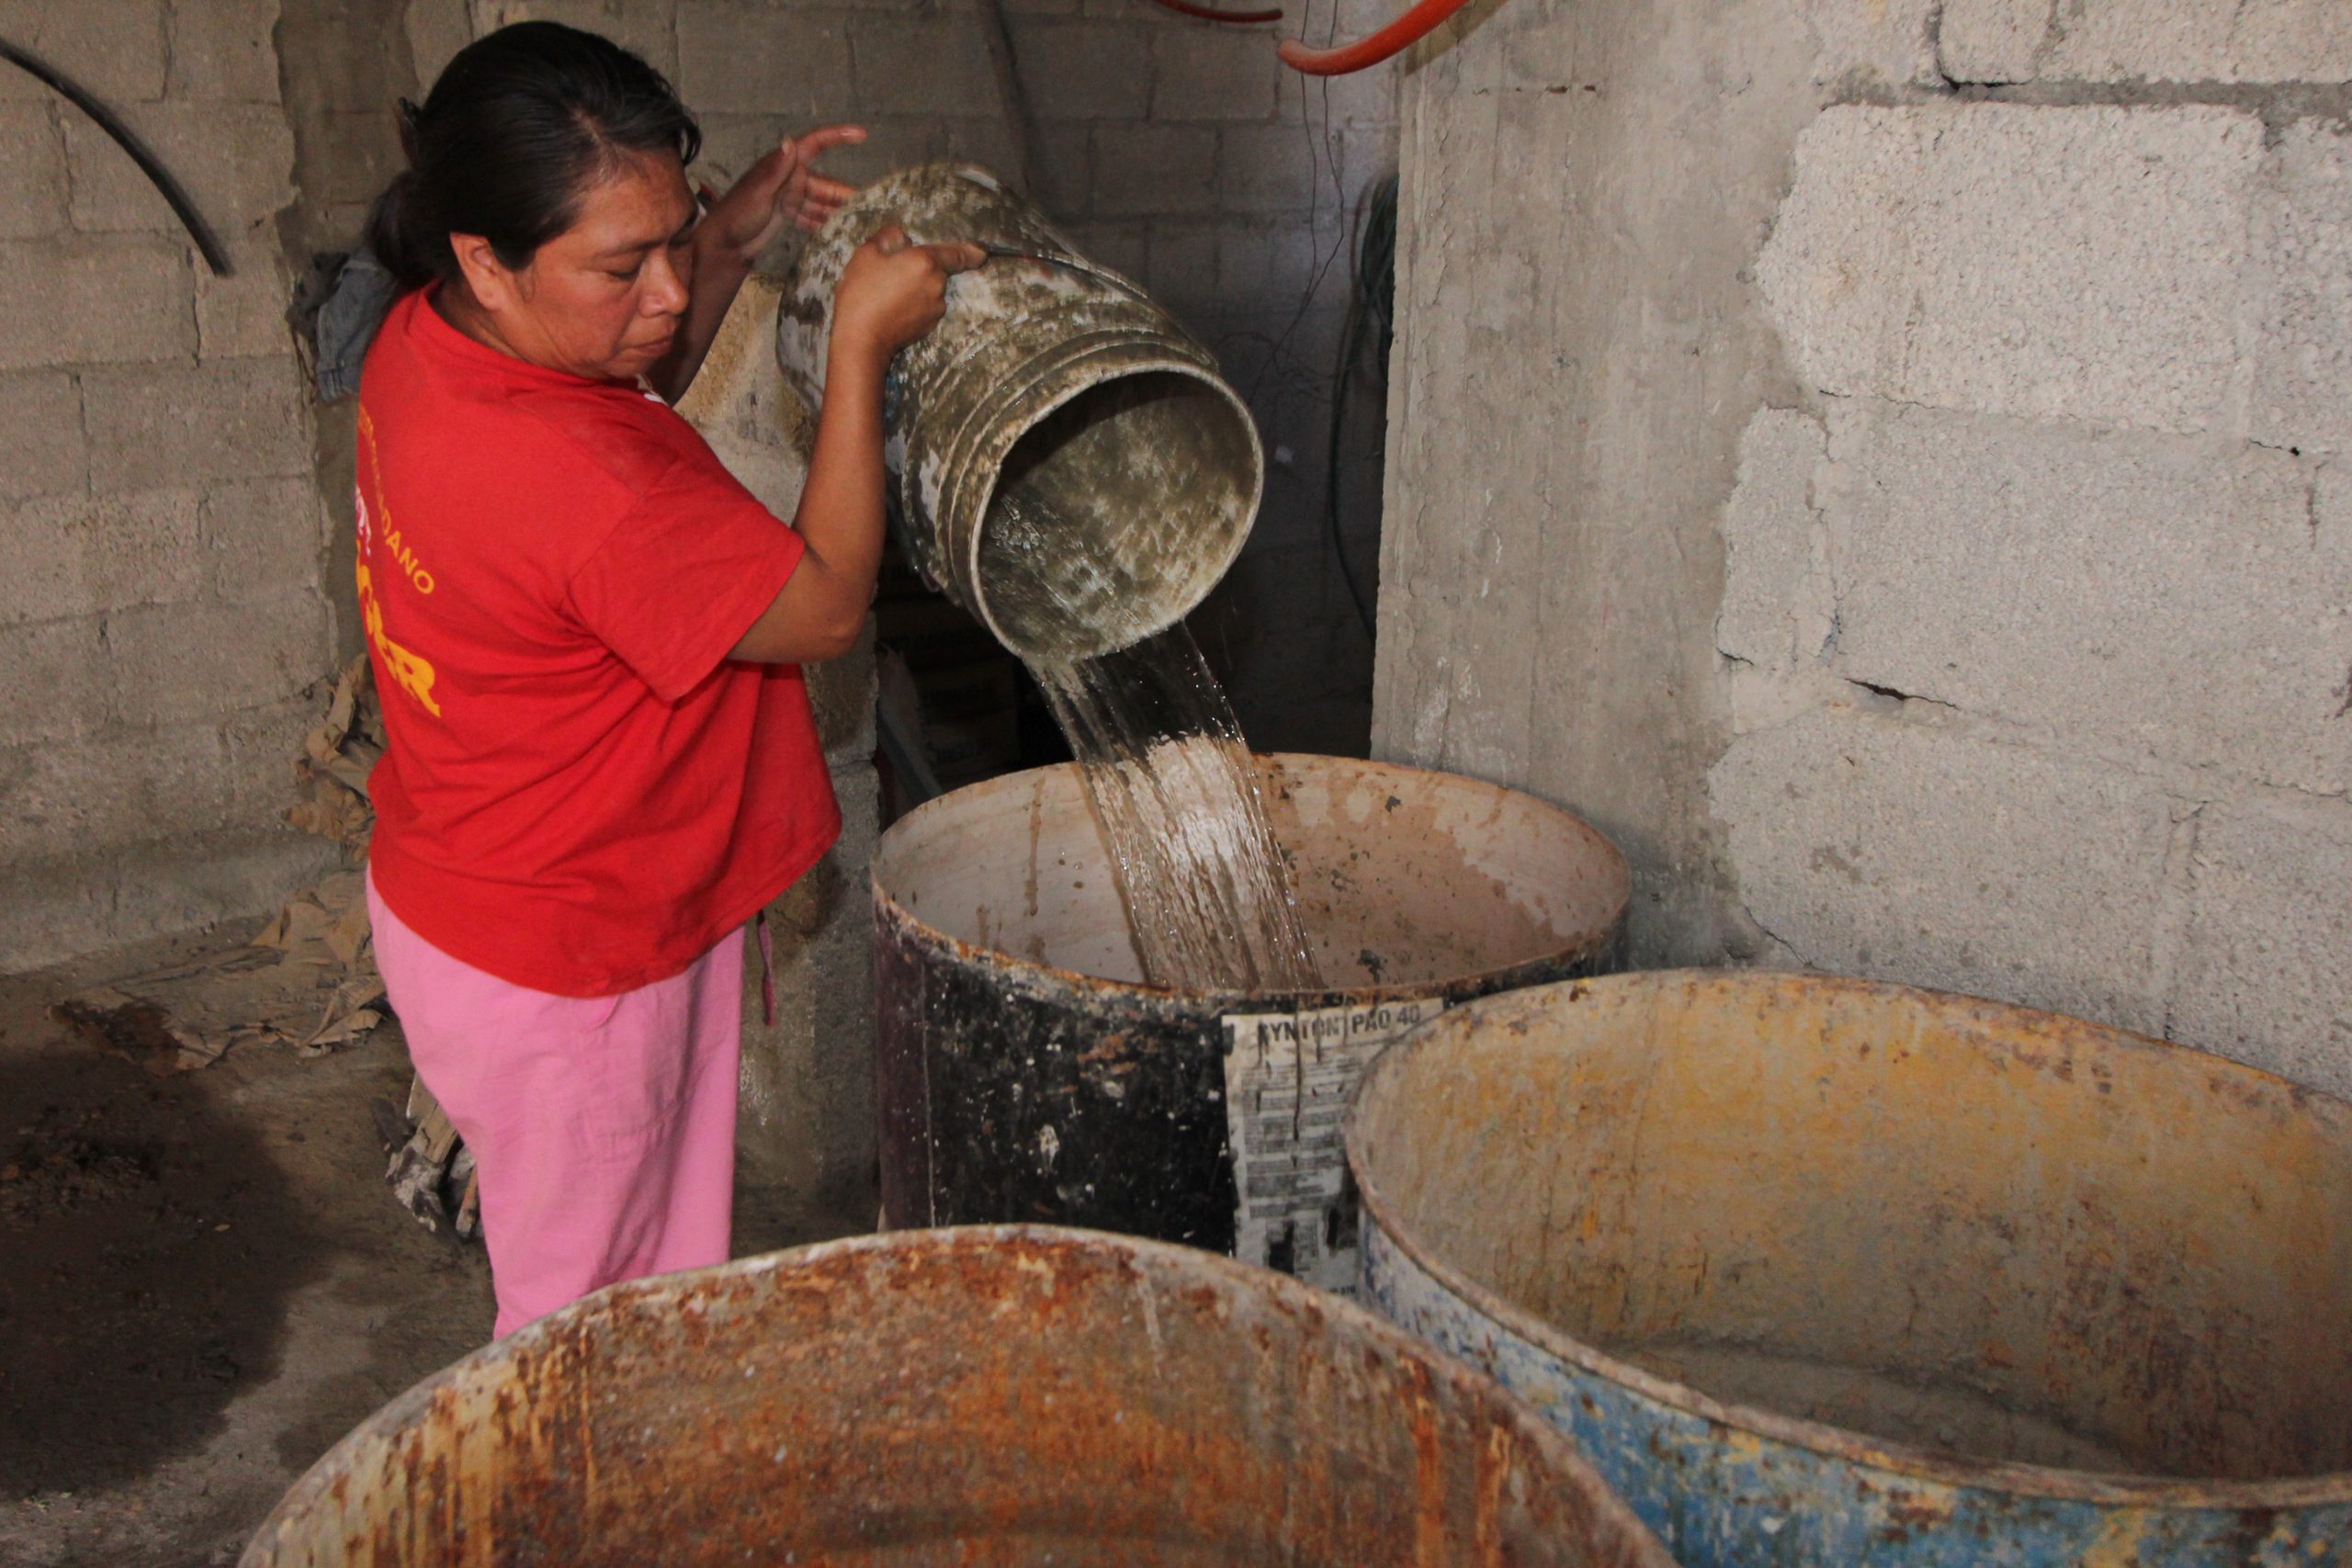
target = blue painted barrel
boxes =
[1351,971,2352,1563]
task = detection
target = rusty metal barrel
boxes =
[872,753,1629,1293]
[1351,971,2352,1563]
[780,162,1261,660]
[240,1226,1676,1566]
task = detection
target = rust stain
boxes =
[248,1230,1674,1566]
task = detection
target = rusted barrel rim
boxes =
[247,1224,1677,1565]
[869,752,1633,1004]
[1344,969,2352,1511]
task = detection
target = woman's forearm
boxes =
[727,339,888,663]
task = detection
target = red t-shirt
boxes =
[356,289,840,997]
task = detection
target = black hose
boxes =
[0,36,233,276]
[1326,173,1396,637]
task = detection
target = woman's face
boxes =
[453,148,697,382]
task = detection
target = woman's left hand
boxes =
[701,125,865,265]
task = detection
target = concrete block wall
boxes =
[0,0,337,971]
[1376,0,2352,1097]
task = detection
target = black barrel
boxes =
[871,752,1630,1290]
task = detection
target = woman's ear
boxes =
[449,231,520,310]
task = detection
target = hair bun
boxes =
[395,97,423,164]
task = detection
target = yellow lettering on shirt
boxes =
[354,404,444,717]
[382,529,437,596]
[358,561,442,716]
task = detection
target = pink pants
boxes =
[368,874,742,1338]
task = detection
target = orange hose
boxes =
[1147,0,1283,22]
[1276,0,1475,73]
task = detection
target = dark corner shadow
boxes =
[0,1044,322,1499]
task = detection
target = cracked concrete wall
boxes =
[1376,0,2352,1096]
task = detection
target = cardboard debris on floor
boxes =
[383,1075,479,1239]
[50,660,388,1076]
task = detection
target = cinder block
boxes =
[1217,122,1324,213]
[1217,222,1320,299]
[1824,400,2351,794]
[1716,407,1834,672]
[849,14,1003,118]
[1939,0,2351,85]
[0,370,86,501]
[84,356,312,493]
[1027,123,1091,218]
[1060,219,1148,279]
[0,237,194,372]
[1709,705,2180,1033]
[695,112,924,204]
[1757,104,2261,434]
[219,693,316,826]
[1301,56,1401,130]
[0,488,205,626]
[202,478,327,600]
[1147,225,1219,310]
[407,0,475,86]
[0,721,236,864]
[166,0,284,102]
[472,0,679,77]
[1152,28,1280,122]
[677,5,853,118]
[0,617,111,744]
[1009,23,1149,120]
[198,239,298,361]
[1802,0,1940,88]
[300,111,406,212]
[0,103,65,240]
[65,105,296,233]
[2250,120,2352,457]
[1081,0,1187,21]
[1339,121,1396,187]
[1932,0,2044,80]
[62,831,339,972]
[2171,795,2352,1100]
[944,116,1026,183]
[0,0,165,106]
[107,591,332,728]
[1090,123,1216,216]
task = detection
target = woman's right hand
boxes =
[830,224,987,362]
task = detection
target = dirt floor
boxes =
[0,922,857,1567]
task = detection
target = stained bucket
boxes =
[780,162,1261,660]
[1350,971,2352,1563]
[871,753,1630,1293]
[240,1227,1676,1566]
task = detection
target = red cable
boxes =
[1277,0,1476,73]
[1146,0,1284,23]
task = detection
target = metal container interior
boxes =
[875,751,1629,995]
[780,163,1261,659]
[241,1227,1676,1567]
[1351,971,2352,1562]
[869,753,1632,1265]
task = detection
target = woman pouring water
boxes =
[353,21,984,1337]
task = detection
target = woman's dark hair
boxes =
[364,22,701,290]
